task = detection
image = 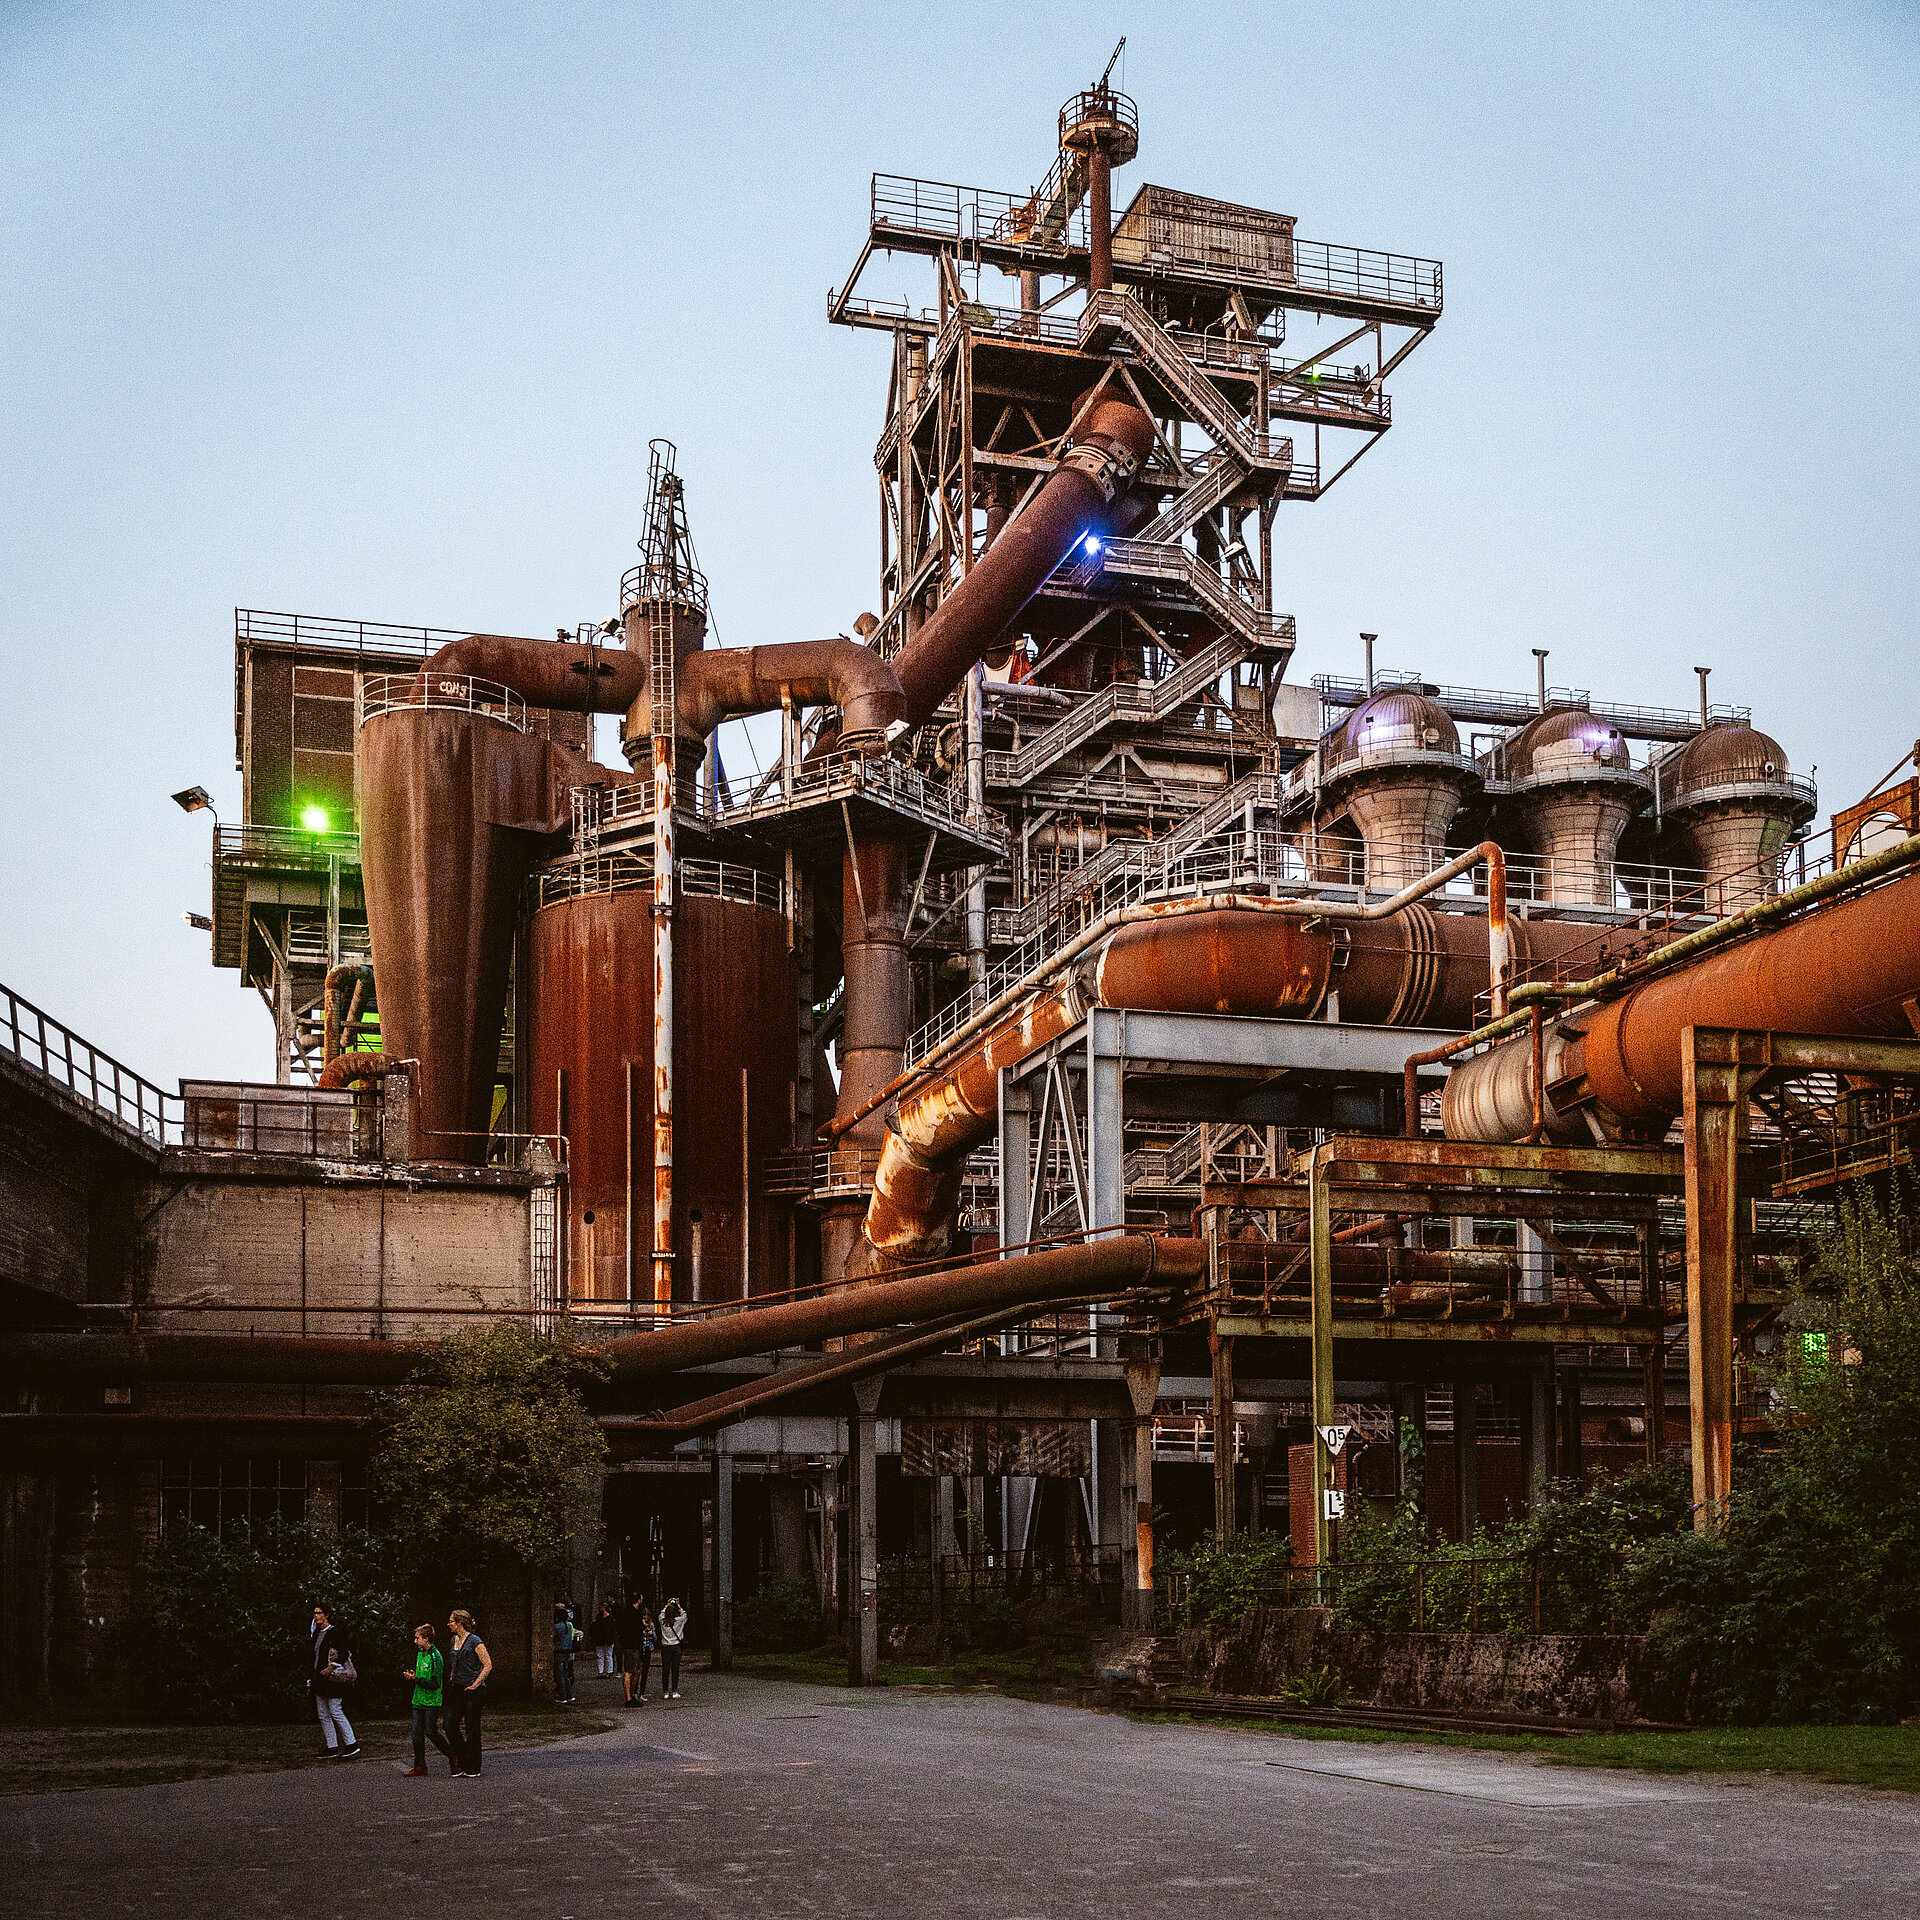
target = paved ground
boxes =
[4,1670,1918,1918]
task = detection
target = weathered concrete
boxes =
[1176,1604,1701,1725]
[2,1671,1916,1917]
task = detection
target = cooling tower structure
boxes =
[1316,688,1481,890]
[1659,720,1816,911]
[1495,704,1647,907]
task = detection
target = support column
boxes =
[997,1066,1033,1255]
[1119,1336,1161,1630]
[1559,1366,1584,1492]
[1086,1011,1126,1267]
[1682,1026,1757,1531]
[1308,1147,1335,1565]
[1639,1221,1667,1466]
[1453,1379,1479,1543]
[711,1448,733,1673]
[847,1379,882,1686]
[1209,1325,1237,1539]
[1522,1362,1553,1509]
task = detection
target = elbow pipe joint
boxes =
[671,641,906,752]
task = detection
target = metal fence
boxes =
[1,981,181,1146]
[1156,1553,1625,1637]
[878,1546,1122,1628]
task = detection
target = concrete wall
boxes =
[1173,1603,1703,1726]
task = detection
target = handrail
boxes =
[0,981,182,1147]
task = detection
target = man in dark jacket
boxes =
[614,1591,649,1708]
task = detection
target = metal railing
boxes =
[1312,670,1752,743]
[761,1144,884,1198]
[361,673,528,732]
[534,851,786,915]
[877,1546,1122,1627]
[594,749,1006,854]
[915,826,1716,1066]
[1,982,182,1147]
[180,1086,364,1159]
[215,824,362,872]
[1289,237,1443,313]
[235,608,472,658]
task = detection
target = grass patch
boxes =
[1121,1710,1920,1792]
[0,1702,616,1797]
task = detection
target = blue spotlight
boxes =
[1082,532,1103,555]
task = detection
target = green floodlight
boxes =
[299,804,331,832]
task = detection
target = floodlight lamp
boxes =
[172,786,213,814]
[1082,533,1103,555]
[181,911,213,931]
[299,805,331,832]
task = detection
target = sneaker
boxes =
[671,1692,681,1699]
[338,1744,362,1759]
[403,1766,429,1778]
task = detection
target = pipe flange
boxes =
[1059,440,1139,503]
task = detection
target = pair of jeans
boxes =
[411,1706,451,1769]
[595,1644,615,1676]
[552,1651,574,1701]
[315,1694,354,1748]
[445,1687,484,1774]
[661,1647,682,1694]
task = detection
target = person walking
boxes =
[657,1596,687,1699]
[615,1591,649,1708]
[590,1598,619,1678]
[308,1603,360,1759]
[401,1623,452,1777]
[445,1609,492,1778]
[551,1601,577,1705]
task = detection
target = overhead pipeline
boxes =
[1442,852,1920,1140]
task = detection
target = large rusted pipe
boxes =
[3,1235,1205,1390]
[421,633,648,714]
[674,641,905,749]
[1444,851,1920,1139]
[890,401,1153,727]
[864,980,1087,1262]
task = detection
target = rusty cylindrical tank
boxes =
[1443,864,1920,1139]
[526,877,797,1305]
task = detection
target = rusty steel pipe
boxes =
[672,641,905,749]
[317,1050,407,1092]
[1444,849,1920,1139]
[890,401,1154,727]
[863,979,1087,1262]
[826,844,1526,1149]
[421,632,648,714]
[595,1232,1204,1379]
[0,1236,1204,1392]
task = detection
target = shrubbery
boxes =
[1627,1191,1920,1723]
[1157,1528,1291,1629]
[142,1519,412,1723]
[732,1575,823,1654]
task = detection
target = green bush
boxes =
[1158,1529,1290,1630]
[141,1518,412,1723]
[733,1576,823,1654]
[1628,1190,1920,1724]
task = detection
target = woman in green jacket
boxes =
[402,1624,453,1777]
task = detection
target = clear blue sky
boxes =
[4,1,1915,1088]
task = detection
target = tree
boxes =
[1630,1187,1920,1722]
[369,1321,610,1586]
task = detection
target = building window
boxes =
[339,1462,374,1534]
[160,1458,308,1540]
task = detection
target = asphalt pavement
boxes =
[3,1672,1916,1918]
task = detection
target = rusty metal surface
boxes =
[677,641,905,749]
[593,1230,1205,1380]
[359,708,591,1164]
[1578,866,1920,1128]
[836,837,912,1143]
[525,887,796,1306]
[890,400,1154,726]
[864,979,1086,1261]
